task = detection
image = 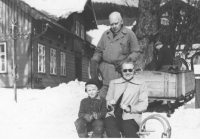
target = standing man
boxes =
[90,11,140,98]
[105,59,148,138]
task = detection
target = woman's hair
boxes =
[120,58,135,69]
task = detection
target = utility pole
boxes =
[11,21,18,103]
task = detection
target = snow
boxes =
[92,0,138,7]
[87,25,110,46]
[21,0,88,19]
[0,80,200,139]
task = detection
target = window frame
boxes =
[50,48,57,75]
[60,52,66,76]
[81,24,85,40]
[38,43,46,73]
[0,42,7,73]
[75,20,80,36]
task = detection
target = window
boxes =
[50,48,57,74]
[75,21,80,36]
[81,25,85,39]
[60,52,66,76]
[0,42,7,73]
[42,23,47,34]
[38,44,45,73]
[64,34,67,43]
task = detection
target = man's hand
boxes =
[120,104,131,113]
[93,112,101,119]
[84,114,93,122]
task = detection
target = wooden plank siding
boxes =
[30,16,77,88]
[0,0,95,88]
[2,0,5,34]
[30,24,92,88]
[0,0,32,88]
[32,36,76,89]
[82,57,89,82]
[66,50,76,80]
[0,1,2,33]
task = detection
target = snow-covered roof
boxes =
[87,25,109,46]
[92,0,138,7]
[92,0,190,8]
[21,0,88,19]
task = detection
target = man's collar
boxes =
[106,25,127,39]
[121,26,127,34]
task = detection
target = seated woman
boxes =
[155,41,173,71]
[105,58,149,138]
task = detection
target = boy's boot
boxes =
[92,133,103,138]
[78,132,89,138]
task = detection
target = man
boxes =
[155,41,173,71]
[90,11,140,98]
[105,59,148,138]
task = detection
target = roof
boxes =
[9,0,97,30]
[92,0,138,7]
[20,0,88,20]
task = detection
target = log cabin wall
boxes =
[59,12,93,82]
[0,0,95,88]
[0,0,32,88]
[32,18,76,88]
[73,14,90,82]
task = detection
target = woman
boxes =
[104,58,149,138]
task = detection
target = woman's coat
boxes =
[106,77,149,125]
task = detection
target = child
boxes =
[74,78,107,138]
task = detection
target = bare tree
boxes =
[124,0,200,70]
[131,0,161,70]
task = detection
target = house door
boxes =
[75,54,82,81]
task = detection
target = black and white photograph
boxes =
[0,0,200,138]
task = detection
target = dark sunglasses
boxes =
[122,69,134,73]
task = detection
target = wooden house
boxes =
[0,0,97,88]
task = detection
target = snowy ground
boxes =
[0,80,199,139]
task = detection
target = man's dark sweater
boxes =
[78,95,107,119]
[156,45,173,71]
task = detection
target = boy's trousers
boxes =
[75,117,104,138]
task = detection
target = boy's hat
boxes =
[155,41,163,47]
[85,78,100,90]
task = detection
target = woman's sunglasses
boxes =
[122,69,134,73]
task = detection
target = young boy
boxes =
[74,78,107,138]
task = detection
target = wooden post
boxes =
[11,22,18,103]
[195,77,200,108]
[192,53,200,108]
